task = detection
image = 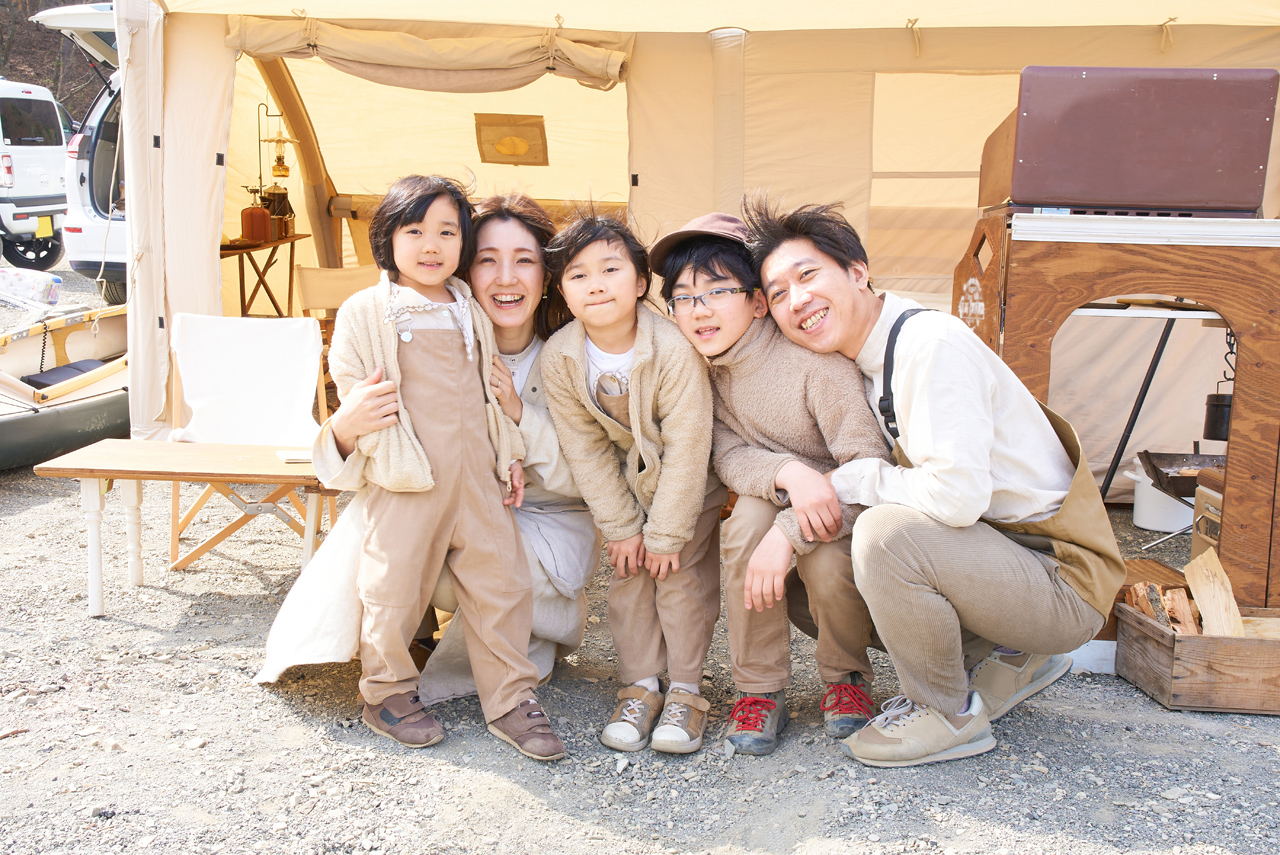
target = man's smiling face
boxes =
[760,238,876,359]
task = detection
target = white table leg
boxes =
[120,479,144,586]
[80,478,107,617]
[302,492,320,569]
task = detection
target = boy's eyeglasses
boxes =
[667,286,751,315]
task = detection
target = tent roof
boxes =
[159,1,1280,32]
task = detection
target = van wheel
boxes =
[98,279,126,305]
[3,232,64,271]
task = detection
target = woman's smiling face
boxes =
[470,217,545,334]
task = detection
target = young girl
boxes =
[315,175,563,760]
[540,214,728,754]
[416,193,601,701]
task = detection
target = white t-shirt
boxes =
[584,336,634,407]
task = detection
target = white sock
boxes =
[669,680,700,696]
[634,676,660,694]
[958,691,978,716]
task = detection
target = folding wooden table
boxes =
[36,439,330,616]
[220,233,311,318]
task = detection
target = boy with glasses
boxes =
[651,214,891,755]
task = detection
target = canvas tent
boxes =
[119,1,1280,498]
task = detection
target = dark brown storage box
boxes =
[1115,603,1280,714]
[979,66,1279,211]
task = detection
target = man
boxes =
[742,199,1125,768]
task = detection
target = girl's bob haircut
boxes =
[545,211,652,293]
[369,175,476,283]
[470,193,573,340]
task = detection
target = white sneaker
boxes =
[600,685,663,752]
[650,690,711,754]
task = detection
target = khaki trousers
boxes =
[850,504,1103,716]
[609,486,727,685]
[357,330,538,722]
[723,495,876,692]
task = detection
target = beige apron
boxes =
[890,402,1125,620]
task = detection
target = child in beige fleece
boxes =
[540,214,727,756]
[650,213,891,756]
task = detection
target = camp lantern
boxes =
[263,132,297,179]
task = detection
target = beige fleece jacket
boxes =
[322,273,524,494]
[540,305,719,556]
[709,318,891,553]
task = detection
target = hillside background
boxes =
[1,1,107,122]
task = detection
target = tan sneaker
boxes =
[841,692,996,768]
[969,652,1071,721]
[488,698,565,761]
[600,685,664,752]
[362,692,444,748]
[650,690,712,754]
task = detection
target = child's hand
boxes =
[504,461,525,508]
[331,368,399,458]
[489,356,524,425]
[644,550,681,581]
[607,535,647,578]
[745,525,794,612]
[776,460,840,542]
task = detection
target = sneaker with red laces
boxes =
[725,691,787,756]
[820,674,875,739]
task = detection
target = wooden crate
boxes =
[1115,602,1280,714]
[1094,559,1188,642]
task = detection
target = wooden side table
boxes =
[220,234,311,318]
[35,439,335,616]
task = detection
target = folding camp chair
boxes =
[167,313,327,570]
[296,264,378,422]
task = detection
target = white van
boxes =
[0,79,68,271]
[31,3,125,301]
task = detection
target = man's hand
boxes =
[644,550,681,581]
[776,460,840,542]
[489,356,524,424]
[744,525,794,612]
[503,461,525,508]
[606,534,647,579]
[331,368,399,458]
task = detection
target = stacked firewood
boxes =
[1125,581,1200,635]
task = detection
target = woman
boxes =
[255,194,598,698]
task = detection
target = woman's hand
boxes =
[489,356,523,425]
[606,534,647,579]
[644,550,681,581]
[331,368,399,458]
[776,460,841,542]
[504,461,525,508]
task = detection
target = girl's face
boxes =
[470,218,544,333]
[391,195,462,295]
[558,238,647,334]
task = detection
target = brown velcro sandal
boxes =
[488,698,566,761]
[362,692,444,748]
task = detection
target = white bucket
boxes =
[1124,458,1193,532]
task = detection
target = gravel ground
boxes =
[2,266,1278,855]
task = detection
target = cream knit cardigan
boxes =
[324,273,524,493]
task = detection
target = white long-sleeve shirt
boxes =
[830,292,1074,527]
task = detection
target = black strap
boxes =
[877,308,932,440]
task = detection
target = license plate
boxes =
[35,216,53,238]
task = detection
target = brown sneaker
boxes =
[488,699,565,761]
[650,690,712,754]
[362,692,444,748]
[600,684,664,752]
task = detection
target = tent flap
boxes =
[226,15,628,92]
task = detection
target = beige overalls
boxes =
[357,327,539,722]
[851,404,1126,715]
